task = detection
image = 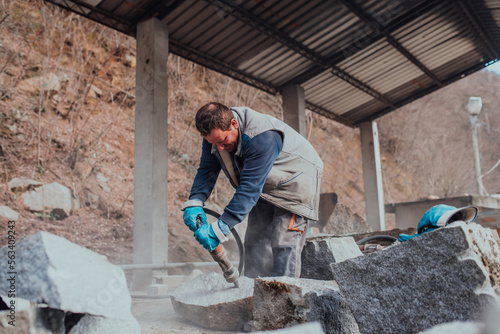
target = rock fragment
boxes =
[0,295,65,334]
[7,177,42,193]
[301,235,362,280]
[252,276,359,333]
[0,206,18,221]
[331,222,500,334]
[0,231,134,320]
[22,182,73,218]
[322,203,372,235]
[171,272,254,331]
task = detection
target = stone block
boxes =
[252,276,359,333]
[68,314,140,334]
[322,203,372,235]
[245,321,325,334]
[0,232,133,320]
[331,222,500,334]
[8,178,42,193]
[22,182,73,217]
[170,272,254,331]
[0,295,65,334]
[0,206,18,221]
[147,284,168,296]
[301,235,362,280]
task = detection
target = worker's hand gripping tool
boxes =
[196,217,240,288]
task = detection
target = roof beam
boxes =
[205,0,394,108]
[354,61,487,125]
[339,0,442,87]
[45,0,131,33]
[306,101,355,128]
[287,0,437,86]
[127,0,187,33]
[204,0,327,67]
[331,67,395,108]
[453,0,499,60]
[169,39,279,96]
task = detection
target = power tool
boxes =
[197,217,240,288]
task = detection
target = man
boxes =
[181,102,323,278]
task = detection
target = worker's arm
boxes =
[182,139,221,232]
[220,130,283,229]
[188,139,222,203]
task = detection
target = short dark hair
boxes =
[195,102,234,136]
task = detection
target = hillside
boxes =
[0,0,499,269]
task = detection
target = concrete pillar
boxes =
[281,84,307,137]
[360,121,385,231]
[133,18,169,290]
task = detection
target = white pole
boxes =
[467,97,488,196]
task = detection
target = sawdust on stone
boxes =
[170,272,253,306]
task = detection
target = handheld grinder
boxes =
[197,217,240,288]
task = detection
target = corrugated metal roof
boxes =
[44,0,500,127]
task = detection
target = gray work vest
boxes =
[210,107,323,221]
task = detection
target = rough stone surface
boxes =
[301,235,362,280]
[68,314,141,334]
[252,276,359,334]
[245,321,325,334]
[331,222,500,334]
[0,206,18,221]
[170,272,254,331]
[322,203,372,235]
[0,295,65,334]
[22,182,73,217]
[0,232,134,320]
[7,177,42,193]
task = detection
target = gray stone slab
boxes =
[331,222,500,334]
[0,232,133,320]
[170,272,254,331]
[301,235,362,280]
[252,276,359,334]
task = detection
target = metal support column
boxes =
[133,18,169,291]
[360,121,385,231]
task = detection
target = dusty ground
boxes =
[132,297,235,334]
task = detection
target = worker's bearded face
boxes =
[205,119,239,153]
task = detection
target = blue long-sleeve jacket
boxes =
[189,130,283,228]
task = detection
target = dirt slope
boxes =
[0,0,498,271]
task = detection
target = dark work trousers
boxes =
[243,198,309,278]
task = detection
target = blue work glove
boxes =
[181,200,207,232]
[194,219,231,252]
